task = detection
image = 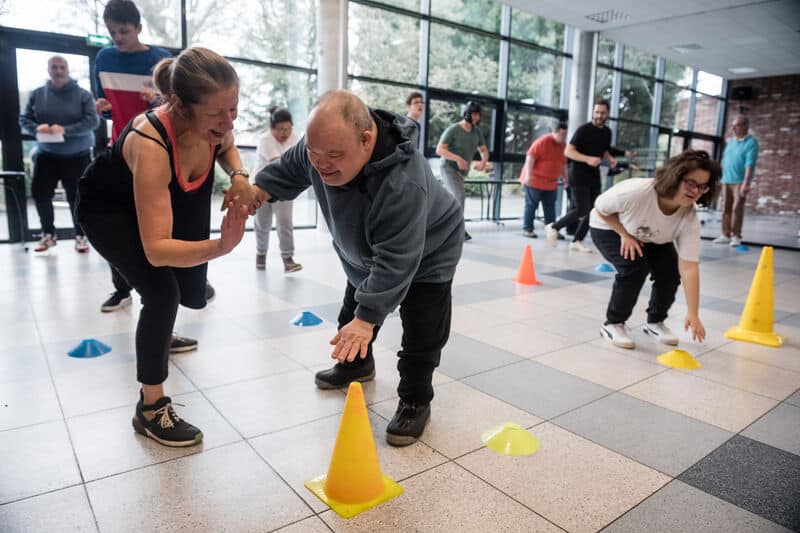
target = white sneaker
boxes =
[729,236,742,246]
[545,223,559,247]
[569,241,593,253]
[34,233,57,252]
[643,322,679,345]
[712,235,730,244]
[75,235,90,253]
[601,322,635,349]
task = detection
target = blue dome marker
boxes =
[595,263,615,273]
[736,244,749,252]
[68,339,112,358]
[291,311,323,327]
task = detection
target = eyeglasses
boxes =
[683,178,710,194]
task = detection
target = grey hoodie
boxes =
[255,110,464,325]
[19,79,99,157]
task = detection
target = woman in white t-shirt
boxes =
[589,150,720,350]
[253,107,302,272]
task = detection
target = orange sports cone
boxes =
[725,246,784,347]
[304,382,403,518]
[513,244,542,285]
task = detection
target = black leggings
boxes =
[31,152,89,236]
[552,178,601,242]
[335,279,452,404]
[80,211,207,385]
[591,227,681,324]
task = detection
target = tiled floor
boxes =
[1,221,799,532]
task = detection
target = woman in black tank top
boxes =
[77,48,255,447]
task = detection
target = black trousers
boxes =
[553,178,601,242]
[31,151,90,236]
[336,279,452,404]
[591,227,681,324]
[80,211,208,385]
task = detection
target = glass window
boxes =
[618,74,654,124]
[504,107,558,155]
[0,0,181,47]
[598,37,616,65]
[427,99,494,154]
[498,169,525,219]
[510,9,565,50]
[615,121,652,161]
[690,138,716,159]
[369,0,419,11]
[507,46,561,107]
[428,24,500,96]
[349,79,411,115]
[349,4,420,84]
[693,94,720,135]
[595,66,614,105]
[188,0,316,67]
[430,0,502,33]
[230,61,316,147]
[664,60,693,86]
[660,84,691,130]
[622,46,656,77]
[696,71,723,96]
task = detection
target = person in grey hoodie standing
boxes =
[246,90,464,447]
[19,56,99,252]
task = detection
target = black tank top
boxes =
[77,111,219,245]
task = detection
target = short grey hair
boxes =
[313,90,374,134]
[733,114,749,127]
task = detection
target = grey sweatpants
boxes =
[440,164,466,214]
[254,200,295,257]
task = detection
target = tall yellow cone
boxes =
[725,246,784,347]
[304,382,403,518]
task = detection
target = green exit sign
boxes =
[86,34,111,47]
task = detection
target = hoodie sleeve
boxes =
[353,174,427,324]
[19,90,41,135]
[63,89,100,136]
[254,136,313,201]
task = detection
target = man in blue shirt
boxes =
[714,115,758,246]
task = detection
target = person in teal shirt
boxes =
[714,115,758,246]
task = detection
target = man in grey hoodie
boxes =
[19,56,99,252]
[248,90,464,446]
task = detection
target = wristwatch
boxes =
[230,169,250,181]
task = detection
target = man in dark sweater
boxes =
[19,56,99,253]
[249,90,464,446]
[546,99,617,252]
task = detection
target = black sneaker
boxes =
[205,282,215,303]
[386,400,430,447]
[132,394,203,447]
[100,291,132,312]
[464,232,473,241]
[314,361,375,390]
[169,334,198,354]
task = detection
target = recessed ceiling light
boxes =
[669,44,703,54]
[728,67,758,74]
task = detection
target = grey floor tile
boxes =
[87,442,312,533]
[438,333,523,379]
[253,275,344,307]
[304,301,342,323]
[679,435,800,532]
[0,344,49,384]
[742,403,800,456]
[0,377,63,431]
[0,485,97,533]
[274,516,331,532]
[781,313,800,329]
[554,392,732,476]
[462,360,611,419]
[785,390,800,407]
[219,308,306,340]
[0,420,82,504]
[544,268,609,284]
[604,480,793,533]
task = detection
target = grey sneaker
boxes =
[569,241,593,253]
[712,235,730,244]
[132,393,203,447]
[100,292,132,312]
[601,322,635,349]
[522,229,537,238]
[545,223,559,247]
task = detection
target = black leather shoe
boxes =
[386,400,430,447]
[314,361,375,390]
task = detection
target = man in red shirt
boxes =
[519,122,568,237]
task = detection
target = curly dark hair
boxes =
[653,149,721,207]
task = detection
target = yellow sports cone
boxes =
[725,246,784,347]
[513,244,542,285]
[657,349,702,370]
[482,422,540,456]
[304,382,403,518]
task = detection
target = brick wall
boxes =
[726,75,800,215]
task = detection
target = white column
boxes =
[567,29,597,138]
[316,0,348,95]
